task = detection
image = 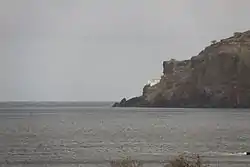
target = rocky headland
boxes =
[113,30,250,108]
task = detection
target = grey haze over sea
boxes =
[0,102,249,167]
[2,0,250,102]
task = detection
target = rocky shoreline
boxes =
[113,31,250,108]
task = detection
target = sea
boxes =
[0,102,249,167]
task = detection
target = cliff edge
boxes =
[113,30,250,108]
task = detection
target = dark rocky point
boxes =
[113,30,250,108]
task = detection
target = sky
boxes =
[1,0,250,101]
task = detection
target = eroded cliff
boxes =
[113,31,250,108]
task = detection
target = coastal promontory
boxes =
[113,30,250,108]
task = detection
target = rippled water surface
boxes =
[0,103,250,167]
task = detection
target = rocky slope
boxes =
[113,30,250,108]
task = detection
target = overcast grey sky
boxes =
[1,0,250,101]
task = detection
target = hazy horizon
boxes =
[1,0,250,101]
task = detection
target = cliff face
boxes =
[113,30,250,108]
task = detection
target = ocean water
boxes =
[0,102,250,167]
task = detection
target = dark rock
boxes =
[113,97,149,107]
[163,59,175,75]
[112,102,120,107]
[124,97,149,107]
[119,98,127,106]
[114,30,250,108]
[112,98,127,107]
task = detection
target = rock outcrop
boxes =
[114,30,250,108]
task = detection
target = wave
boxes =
[201,151,248,156]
